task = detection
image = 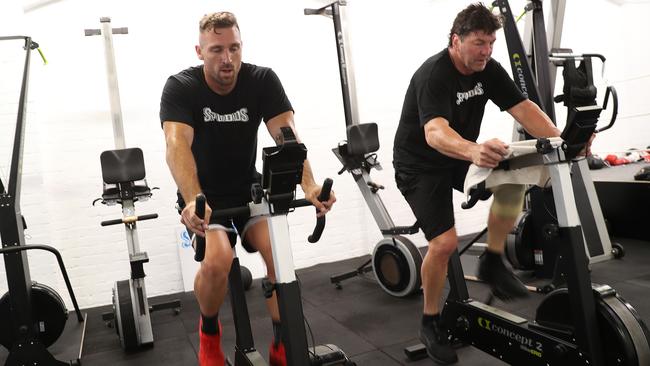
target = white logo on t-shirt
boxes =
[456,82,484,105]
[203,107,249,123]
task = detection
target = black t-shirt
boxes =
[160,63,293,201]
[393,48,525,173]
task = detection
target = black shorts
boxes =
[395,163,470,241]
[177,192,261,253]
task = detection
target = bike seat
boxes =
[344,123,379,156]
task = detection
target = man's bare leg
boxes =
[422,227,458,315]
[195,229,234,317]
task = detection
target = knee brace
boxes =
[489,184,525,219]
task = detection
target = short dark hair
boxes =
[199,12,240,34]
[448,3,503,47]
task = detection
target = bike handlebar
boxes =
[308,178,333,243]
[193,179,333,262]
[595,86,618,134]
[193,194,207,262]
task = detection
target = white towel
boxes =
[463,137,563,201]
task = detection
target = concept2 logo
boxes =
[511,53,529,98]
[477,316,543,357]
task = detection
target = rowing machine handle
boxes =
[308,178,333,243]
[100,213,158,226]
[194,194,206,262]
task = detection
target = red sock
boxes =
[269,340,287,366]
[198,318,225,366]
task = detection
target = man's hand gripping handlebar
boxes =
[193,178,334,262]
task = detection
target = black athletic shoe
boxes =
[419,321,458,365]
[477,251,529,300]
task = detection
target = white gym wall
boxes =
[0,0,648,309]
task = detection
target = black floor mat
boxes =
[2,238,648,365]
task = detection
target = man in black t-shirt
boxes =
[160,12,335,366]
[393,4,561,364]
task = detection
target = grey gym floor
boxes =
[3,236,649,365]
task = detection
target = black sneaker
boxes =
[477,251,529,300]
[419,321,458,365]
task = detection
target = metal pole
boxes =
[546,0,566,92]
[330,2,358,127]
[100,17,127,149]
[530,0,556,122]
[86,17,129,149]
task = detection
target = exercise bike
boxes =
[93,148,182,350]
[305,1,423,298]
[494,0,623,290]
[405,105,650,365]
[194,127,356,366]
[0,35,86,366]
